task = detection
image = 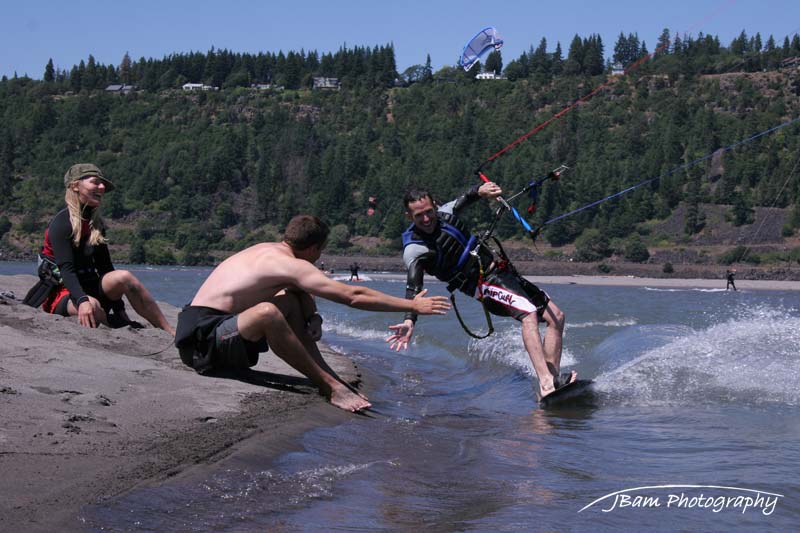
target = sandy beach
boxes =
[0,274,363,532]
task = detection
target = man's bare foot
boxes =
[328,383,372,412]
[557,370,577,388]
[538,370,577,400]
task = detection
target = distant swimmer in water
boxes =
[175,215,450,412]
[387,184,573,401]
[23,163,175,335]
[726,269,737,291]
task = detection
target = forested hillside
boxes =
[1,29,799,266]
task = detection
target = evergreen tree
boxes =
[44,58,55,83]
[730,191,755,225]
[0,163,11,207]
[684,177,705,235]
[613,32,629,66]
[753,32,763,53]
[623,236,650,262]
[673,32,684,55]
[551,42,563,75]
[731,30,748,55]
[120,52,132,84]
[564,35,584,75]
[85,55,98,89]
[574,229,612,261]
[484,50,503,75]
[656,28,671,55]
[423,54,433,82]
[70,60,85,92]
[583,34,604,75]
[530,37,550,76]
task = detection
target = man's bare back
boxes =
[192,242,314,313]
[193,241,449,317]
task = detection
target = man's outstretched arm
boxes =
[291,260,450,315]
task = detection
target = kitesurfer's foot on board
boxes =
[538,370,577,400]
[327,382,372,412]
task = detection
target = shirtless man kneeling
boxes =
[175,215,450,412]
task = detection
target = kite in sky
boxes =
[458,27,504,72]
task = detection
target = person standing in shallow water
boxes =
[31,163,175,335]
[175,214,450,412]
[386,183,574,401]
[349,262,360,281]
[726,269,737,291]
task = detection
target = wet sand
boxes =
[0,274,363,532]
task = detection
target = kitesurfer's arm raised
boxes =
[442,181,502,216]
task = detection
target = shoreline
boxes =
[5,250,800,284]
[317,253,800,283]
[0,274,363,532]
[347,272,800,291]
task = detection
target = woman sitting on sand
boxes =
[31,163,174,335]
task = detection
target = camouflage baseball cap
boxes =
[64,163,115,191]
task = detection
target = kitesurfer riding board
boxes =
[388,182,575,400]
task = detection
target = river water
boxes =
[3,263,799,531]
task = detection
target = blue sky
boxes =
[2,0,799,79]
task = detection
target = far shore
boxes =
[3,257,799,292]
[337,271,800,291]
[525,274,800,291]
[319,253,800,284]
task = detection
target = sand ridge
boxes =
[0,274,362,532]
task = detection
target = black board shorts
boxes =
[175,305,267,374]
[477,266,550,321]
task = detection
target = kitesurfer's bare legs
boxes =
[522,314,556,398]
[541,301,573,386]
[521,305,574,400]
[237,301,371,412]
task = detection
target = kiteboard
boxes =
[539,379,595,407]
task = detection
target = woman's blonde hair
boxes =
[65,180,107,247]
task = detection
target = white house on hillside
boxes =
[182,82,218,91]
[476,71,504,80]
[104,84,136,94]
[313,77,340,90]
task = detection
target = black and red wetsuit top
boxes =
[40,207,121,313]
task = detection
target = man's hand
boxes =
[305,313,323,342]
[412,288,450,315]
[77,296,104,328]
[478,181,503,200]
[386,319,415,351]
